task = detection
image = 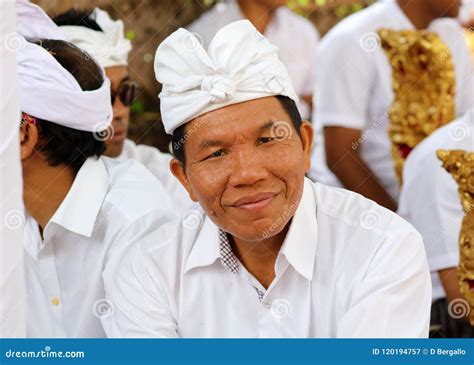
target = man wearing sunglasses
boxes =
[54,8,192,210]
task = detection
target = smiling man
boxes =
[107,20,431,338]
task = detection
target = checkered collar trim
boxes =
[218,229,240,275]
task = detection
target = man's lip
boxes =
[231,192,278,211]
[110,129,126,140]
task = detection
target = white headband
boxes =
[15,1,112,132]
[155,20,298,134]
[60,8,132,68]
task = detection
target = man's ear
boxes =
[170,158,199,202]
[299,121,314,173]
[19,123,39,161]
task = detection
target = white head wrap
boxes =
[15,0,112,132]
[154,20,298,134]
[60,8,132,68]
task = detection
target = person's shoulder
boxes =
[406,111,474,169]
[311,181,419,241]
[430,17,471,58]
[99,156,172,221]
[187,4,221,30]
[430,17,465,38]
[123,208,206,284]
[322,1,387,42]
[125,139,173,166]
[278,7,319,39]
[187,3,237,46]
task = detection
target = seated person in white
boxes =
[54,8,192,211]
[309,0,473,211]
[16,2,176,337]
[398,109,474,337]
[106,20,432,338]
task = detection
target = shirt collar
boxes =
[184,212,222,274]
[184,178,318,280]
[279,178,318,280]
[46,157,109,239]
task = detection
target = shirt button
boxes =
[51,297,60,306]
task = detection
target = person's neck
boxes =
[396,0,437,29]
[23,160,75,231]
[230,223,289,289]
[237,0,275,34]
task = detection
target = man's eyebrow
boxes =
[198,139,225,149]
[197,121,277,149]
[259,121,276,132]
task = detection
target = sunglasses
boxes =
[111,80,138,107]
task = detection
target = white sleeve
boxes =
[133,144,195,213]
[314,32,373,130]
[336,227,431,338]
[398,151,462,273]
[455,45,474,115]
[105,227,180,338]
[0,2,26,338]
[301,22,319,97]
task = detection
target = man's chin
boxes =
[226,216,290,242]
[104,140,125,158]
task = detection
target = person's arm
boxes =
[314,32,396,209]
[325,127,397,211]
[106,247,179,337]
[336,227,432,338]
[438,268,462,303]
[399,145,465,304]
[299,22,319,118]
[103,220,181,338]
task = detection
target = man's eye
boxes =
[208,149,224,159]
[258,136,274,144]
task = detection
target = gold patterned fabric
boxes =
[465,29,474,59]
[378,29,456,185]
[437,149,474,325]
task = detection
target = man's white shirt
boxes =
[107,178,431,338]
[309,0,474,200]
[118,139,194,212]
[24,157,176,337]
[398,109,474,302]
[187,1,319,119]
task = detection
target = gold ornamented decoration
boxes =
[378,29,456,185]
[437,149,474,325]
[465,29,474,62]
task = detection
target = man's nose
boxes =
[112,98,129,119]
[228,147,268,187]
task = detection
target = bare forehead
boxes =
[186,96,288,138]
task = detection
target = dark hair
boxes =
[28,39,106,173]
[171,95,302,165]
[53,9,103,31]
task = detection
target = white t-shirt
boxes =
[24,157,176,337]
[107,178,431,338]
[398,109,474,302]
[0,1,26,337]
[309,0,474,200]
[118,139,194,212]
[187,1,319,119]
